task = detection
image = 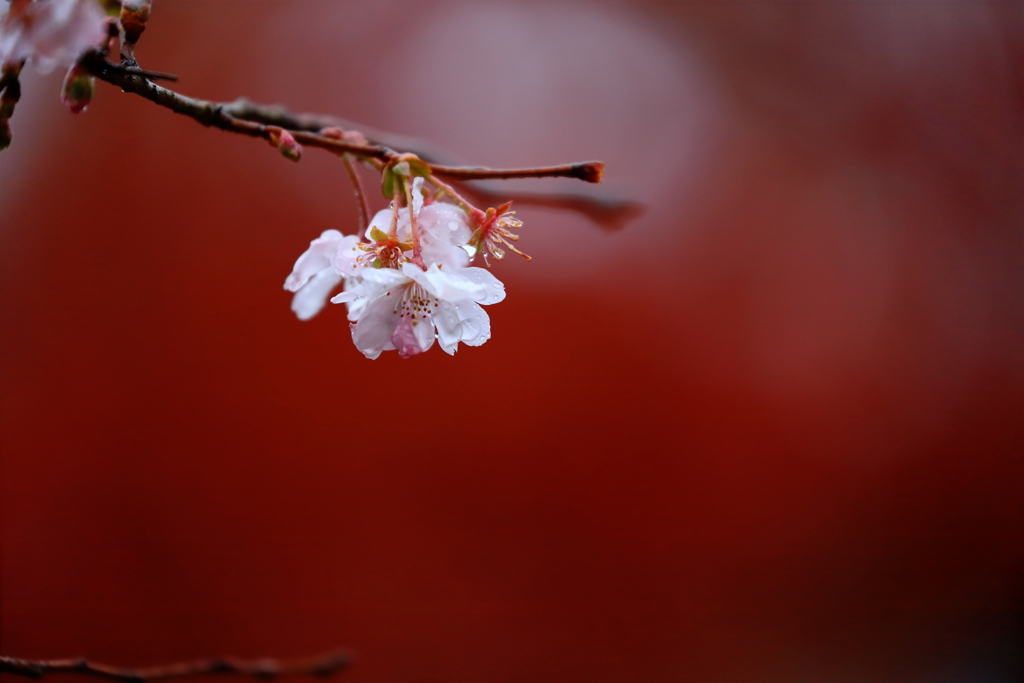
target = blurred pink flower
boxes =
[0,0,106,72]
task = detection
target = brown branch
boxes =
[80,50,396,159]
[79,51,608,180]
[219,98,451,163]
[77,50,640,228]
[430,161,604,184]
[0,652,351,682]
[219,97,642,227]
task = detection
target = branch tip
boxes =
[578,161,604,183]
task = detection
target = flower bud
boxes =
[266,126,302,162]
[320,127,367,145]
[119,0,151,44]
[61,63,95,114]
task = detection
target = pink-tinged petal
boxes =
[284,230,346,292]
[291,268,342,321]
[351,291,402,359]
[456,301,491,346]
[433,302,463,355]
[455,267,506,305]
[390,314,433,359]
[390,316,421,358]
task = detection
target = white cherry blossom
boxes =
[285,178,508,358]
[0,0,106,72]
[331,261,505,359]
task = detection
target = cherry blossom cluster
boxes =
[285,157,530,360]
[2,1,608,361]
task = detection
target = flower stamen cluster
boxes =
[470,201,531,266]
[352,227,413,270]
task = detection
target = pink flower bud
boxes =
[61,62,94,113]
[266,126,302,162]
[320,127,367,145]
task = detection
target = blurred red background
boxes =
[2,1,1023,681]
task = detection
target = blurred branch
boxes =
[458,184,645,232]
[0,651,351,682]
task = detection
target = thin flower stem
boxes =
[341,153,370,235]
[427,175,483,221]
[0,652,351,682]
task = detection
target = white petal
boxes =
[332,276,392,322]
[351,292,401,359]
[362,266,410,288]
[414,203,473,269]
[291,268,342,321]
[404,262,481,302]
[455,267,506,305]
[420,237,470,271]
[409,314,436,355]
[433,302,463,355]
[284,230,346,292]
[329,283,364,321]
[364,209,393,240]
[419,203,472,243]
[456,301,492,346]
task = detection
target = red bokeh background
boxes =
[2,1,1023,681]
